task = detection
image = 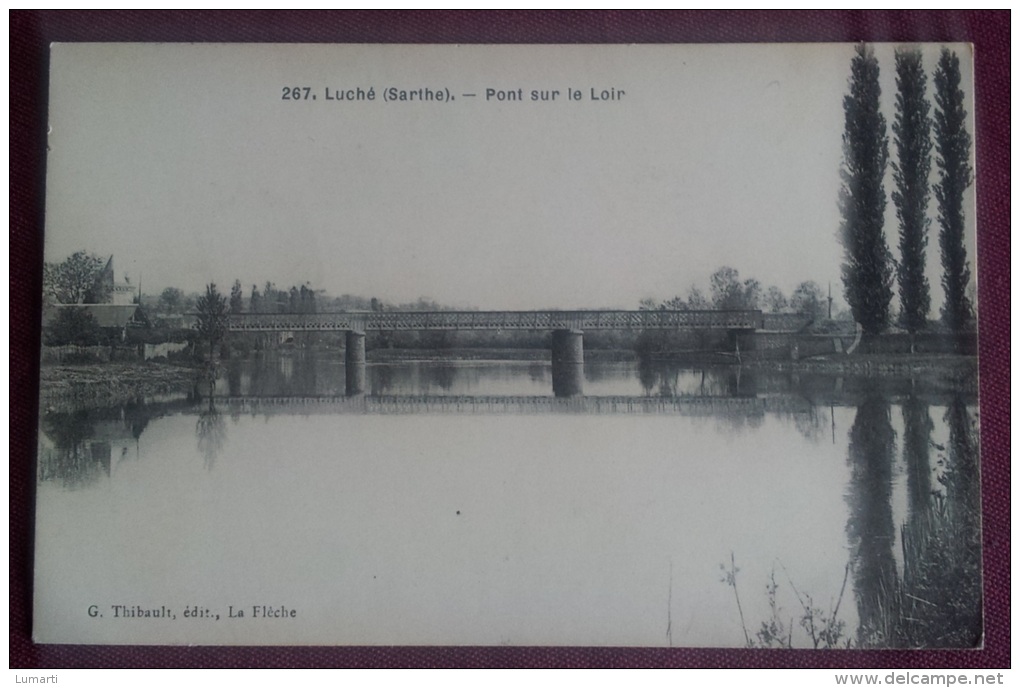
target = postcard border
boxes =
[10,10,1009,669]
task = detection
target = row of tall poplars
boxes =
[839,45,974,337]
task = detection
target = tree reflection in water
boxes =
[38,356,982,646]
[727,385,981,648]
[38,409,107,488]
[791,406,827,443]
[896,394,982,647]
[196,396,226,470]
[369,365,395,396]
[902,395,934,521]
[844,388,982,648]
[844,386,899,646]
[527,363,547,384]
[423,362,458,391]
[38,396,202,487]
[637,358,658,395]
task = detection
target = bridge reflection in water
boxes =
[221,394,772,417]
[226,310,764,397]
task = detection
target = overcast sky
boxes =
[44,43,975,311]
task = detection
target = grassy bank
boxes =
[746,353,977,386]
[39,362,201,411]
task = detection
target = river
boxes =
[34,351,981,647]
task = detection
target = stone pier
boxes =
[345,330,366,396]
[551,329,584,397]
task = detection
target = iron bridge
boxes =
[226,309,763,332]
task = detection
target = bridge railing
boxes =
[226,312,366,331]
[225,309,764,332]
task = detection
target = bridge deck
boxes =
[226,309,763,332]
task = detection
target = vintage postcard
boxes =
[35,43,980,647]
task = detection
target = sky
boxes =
[43,43,976,312]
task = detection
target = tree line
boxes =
[642,266,831,320]
[186,280,454,319]
[42,251,113,305]
[840,45,974,338]
[156,280,320,317]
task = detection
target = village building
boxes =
[94,256,139,305]
[42,256,148,341]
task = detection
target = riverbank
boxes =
[37,350,979,410]
[746,352,977,376]
[39,362,200,411]
[746,353,979,396]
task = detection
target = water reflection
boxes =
[895,395,981,647]
[551,362,583,397]
[841,390,982,648]
[527,363,547,385]
[38,397,188,487]
[38,409,108,488]
[196,397,226,469]
[227,351,338,397]
[36,355,982,647]
[226,360,242,397]
[902,395,934,520]
[792,404,827,443]
[845,387,898,646]
[217,354,787,400]
[370,364,395,396]
[429,362,457,391]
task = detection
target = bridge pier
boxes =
[345,330,366,396]
[551,329,584,397]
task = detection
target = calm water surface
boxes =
[35,352,981,647]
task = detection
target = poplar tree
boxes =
[196,283,229,361]
[230,279,244,314]
[892,48,933,342]
[933,48,974,331]
[839,44,893,335]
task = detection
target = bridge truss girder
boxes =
[225,309,763,332]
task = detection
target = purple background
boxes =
[9,11,1009,669]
